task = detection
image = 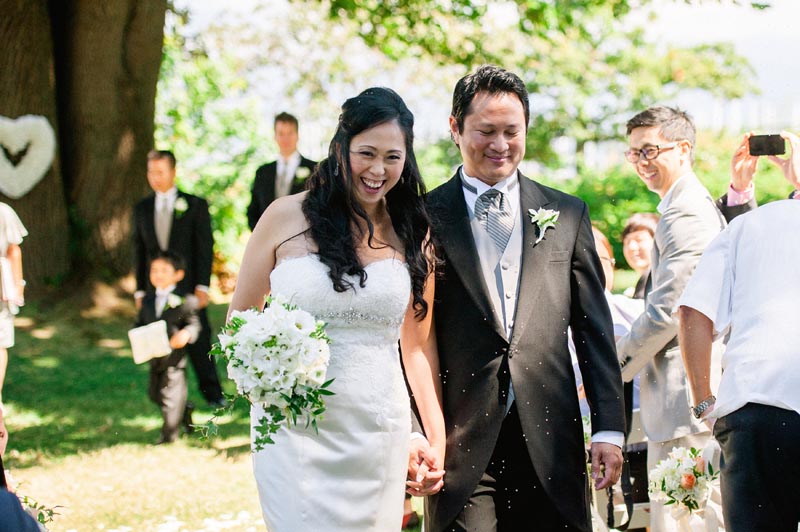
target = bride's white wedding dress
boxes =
[253,253,412,531]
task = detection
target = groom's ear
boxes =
[449,116,460,147]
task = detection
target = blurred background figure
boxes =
[133,150,226,409]
[621,213,658,299]
[247,112,318,231]
[0,202,27,412]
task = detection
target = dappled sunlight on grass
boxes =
[13,315,36,328]
[97,338,126,349]
[3,287,261,528]
[29,355,61,369]
[30,325,57,339]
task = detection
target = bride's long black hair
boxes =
[302,87,434,319]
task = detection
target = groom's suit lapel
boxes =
[434,174,507,341]
[510,175,558,347]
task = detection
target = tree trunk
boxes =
[50,0,166,277]
[0,0,70,287]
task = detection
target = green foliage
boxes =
[155,13,266,270]
[539,166,660,265]
[321,0,760,167]
[537,129,792,267]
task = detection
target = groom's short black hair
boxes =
[450,65,530,134]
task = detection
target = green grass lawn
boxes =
[3,280,425,531]
[4,271,640,530]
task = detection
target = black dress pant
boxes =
[185,308,224,403]
[714,402,800,532]
[446,405,580,532]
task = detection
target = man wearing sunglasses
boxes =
[616,106,727,532]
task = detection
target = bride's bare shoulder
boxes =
[252,192,310,243]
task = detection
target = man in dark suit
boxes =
[133,150,225,407]
[247,112,317,231]
[409,66,625,532]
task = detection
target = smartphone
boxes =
[749,134,785,156]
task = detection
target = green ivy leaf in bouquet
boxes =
[204,295,334,451]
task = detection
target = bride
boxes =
[228,87,446,530]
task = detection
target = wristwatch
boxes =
[691,395,716,419]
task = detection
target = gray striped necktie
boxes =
[474,189,513,251]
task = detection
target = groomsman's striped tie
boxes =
[475,189,513,251]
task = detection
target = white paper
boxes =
[128,320,171,364]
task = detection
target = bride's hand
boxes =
[406,437,445,496]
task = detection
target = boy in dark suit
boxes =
[137,251,201,445]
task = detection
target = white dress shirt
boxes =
[275,151,302,198]
[155,187,179,213]
[155,285,177,318]
[678,199,800,419]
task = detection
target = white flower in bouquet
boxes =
[210,295,333,450]
[649,446,718,516]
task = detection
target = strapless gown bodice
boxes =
[253,254,412,531]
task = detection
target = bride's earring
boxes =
[334,161,339,177]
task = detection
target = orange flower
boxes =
[680,473,696,490]
[695,457,706,473]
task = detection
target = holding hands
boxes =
[406,436,445,496]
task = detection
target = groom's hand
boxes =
[590,442,623,490]
[406,437,445,496]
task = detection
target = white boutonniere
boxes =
[165,294,183,310]
[528,207,559,244]
[174,197,189,217]
[293,166,311,187]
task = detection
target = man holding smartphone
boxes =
[677,130,800,531]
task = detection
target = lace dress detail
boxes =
[253,252,412,531]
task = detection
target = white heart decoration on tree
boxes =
[0,114,57,199]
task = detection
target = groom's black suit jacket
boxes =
[423,172,626,532]
[247,155,317,231]
[133,190,213,296]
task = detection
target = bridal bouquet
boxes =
[211,296,333,450]
[649,446,719,522]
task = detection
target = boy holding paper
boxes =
[136,251,201,444]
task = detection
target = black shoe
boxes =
[182,401,195,434]
[155,436,176,445]
[207,397,228,409]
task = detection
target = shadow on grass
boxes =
[5,286,252,468]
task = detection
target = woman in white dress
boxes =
[0,203,27,412]
[228,87,446,531]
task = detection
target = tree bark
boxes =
[50,0,167,277]
[0,0,70,287]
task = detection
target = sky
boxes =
[639,0,800,131]
[181,0,800,149]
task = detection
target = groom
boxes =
[410,66,625,531]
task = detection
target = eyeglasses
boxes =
[623,142,679,163]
